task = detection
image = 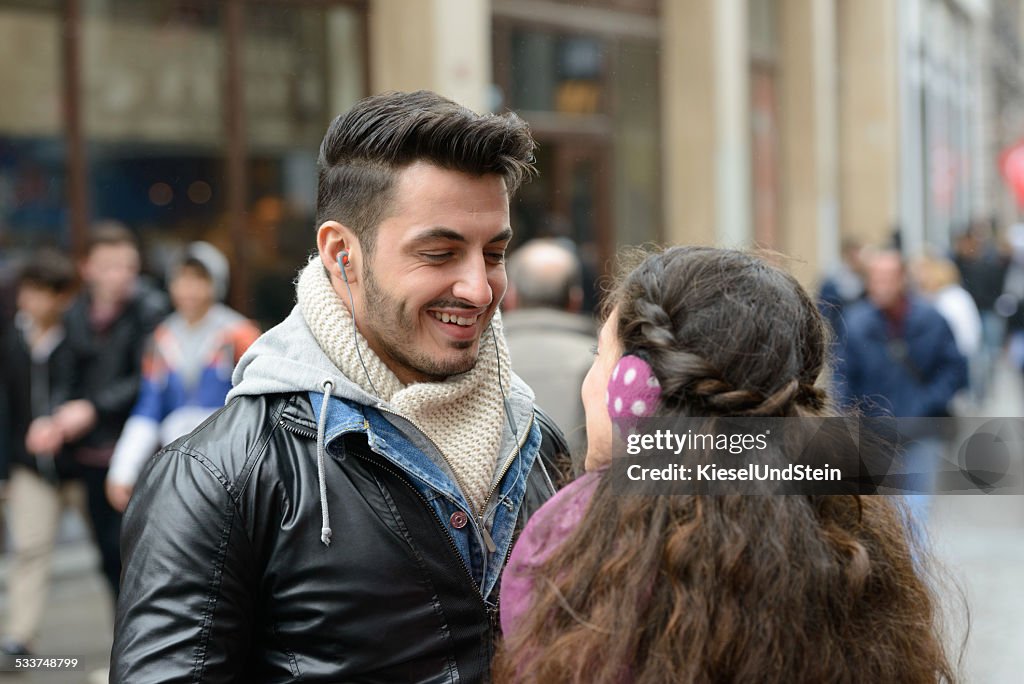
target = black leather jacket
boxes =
[0,321,78,481]
[111,392,564,683]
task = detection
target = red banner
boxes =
[1002,140,1024,208]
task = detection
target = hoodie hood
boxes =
[230,305,536,418]
[229,306,379,406]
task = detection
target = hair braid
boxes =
[612,247,833,419]
[625,302,822,417]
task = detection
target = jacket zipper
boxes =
[278,418,484,601]
[376,405,530,556]
[480,412,535,525]
[486,413,545,618]
[350,450,487,604]
[283,406,533,601]
[279,420,316,440]
[378,406,536,601]
[278,417,498,643]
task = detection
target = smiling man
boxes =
[339,162,513,382]
[111,91,566,683]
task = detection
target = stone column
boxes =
[661,0,750,247]
[779,0,840,286]
[369,0,491,113]
[837,0,900,248]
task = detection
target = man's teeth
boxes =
[431,311,477,326]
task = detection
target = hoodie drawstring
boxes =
[317,379,334,546]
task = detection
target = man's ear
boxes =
[317,220,360,285]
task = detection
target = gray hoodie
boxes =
[229,306,536,437]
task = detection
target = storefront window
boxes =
[494,15,660,311]
[611,39,660,250]
[76,0,364,326]
[0,1,65,257]
[241,2,364,326]
[82,0,224,291]
[509,29,605,115]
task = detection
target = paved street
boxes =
[0,364,1021,683]
[0,541,112,684]
[928,359,1024,683]
[931,494,1024,682]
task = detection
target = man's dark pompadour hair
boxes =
[316,90,537,251]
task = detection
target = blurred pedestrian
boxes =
[105,242,259,512]
[953,219,1009,398]
[0,249,80,660]
[912,253,982,406]
[47,223,168,599]
[505,238,596,476]
[817,237,866,340]
[834,248,967,521]
[494,246,955,683]
[997,221,1024,370]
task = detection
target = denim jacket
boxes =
[311,393,543,602]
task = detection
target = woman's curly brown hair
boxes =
[493,246,960,683]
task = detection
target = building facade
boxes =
[0,0,368,326]
[1,0,1021,322]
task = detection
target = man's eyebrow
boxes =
[410,227,466,244]
[408,227,514,244]
[488,228,513,244]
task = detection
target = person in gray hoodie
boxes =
[111,90,566,683]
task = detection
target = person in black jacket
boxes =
[112,90,566,683]
[0,250,79,659]
[41,224,168,601]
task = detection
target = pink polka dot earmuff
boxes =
[607,353,662,435]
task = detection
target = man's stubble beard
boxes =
[362,262,481,381]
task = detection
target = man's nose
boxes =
[451,256,492,308]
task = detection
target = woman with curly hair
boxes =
[494,246,958,683]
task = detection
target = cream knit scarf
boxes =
[296,259,508,513]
